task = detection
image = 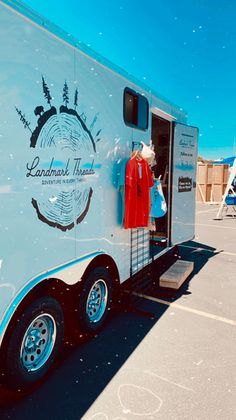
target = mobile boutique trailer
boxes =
[0,0,198,388]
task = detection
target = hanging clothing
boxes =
[124,157,154,229]
[150,179,167,218]
[117,158,128,225]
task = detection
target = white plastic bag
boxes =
[140,141,155,165]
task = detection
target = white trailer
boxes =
[0,0,198,388]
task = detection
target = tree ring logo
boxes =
[16,77,102,231]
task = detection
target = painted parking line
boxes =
[180,244,215,253]
[196,208,219,214]
[180,244,236,258]
[132,292,236,327]
[196,223,236,230]
[217,250,236,257]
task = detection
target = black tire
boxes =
[78,267,113,333]
[4,296,64,390]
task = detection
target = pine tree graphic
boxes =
[42,76,52,107]
[74,88,78,110]
[63,81,69,107]
[15,107,32,133]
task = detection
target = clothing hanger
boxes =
[131,150,142,160]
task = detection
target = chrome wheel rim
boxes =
[86,279,108,323]
[20,313,57,372]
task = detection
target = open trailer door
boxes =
[170,122,198,245]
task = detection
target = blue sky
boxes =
[22,0,236,159]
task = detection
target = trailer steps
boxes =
[159,260,194,289]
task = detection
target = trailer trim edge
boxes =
[0,251,105,348]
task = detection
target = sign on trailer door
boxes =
[171,123,198,245]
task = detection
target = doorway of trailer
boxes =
[150,112,171,258]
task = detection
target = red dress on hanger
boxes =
[124,157,154,229]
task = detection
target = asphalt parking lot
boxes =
[0,203,236,420]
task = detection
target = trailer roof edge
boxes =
[1,0,187,118]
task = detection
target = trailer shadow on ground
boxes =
[144,240,218,302]
[0,240,217,420]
